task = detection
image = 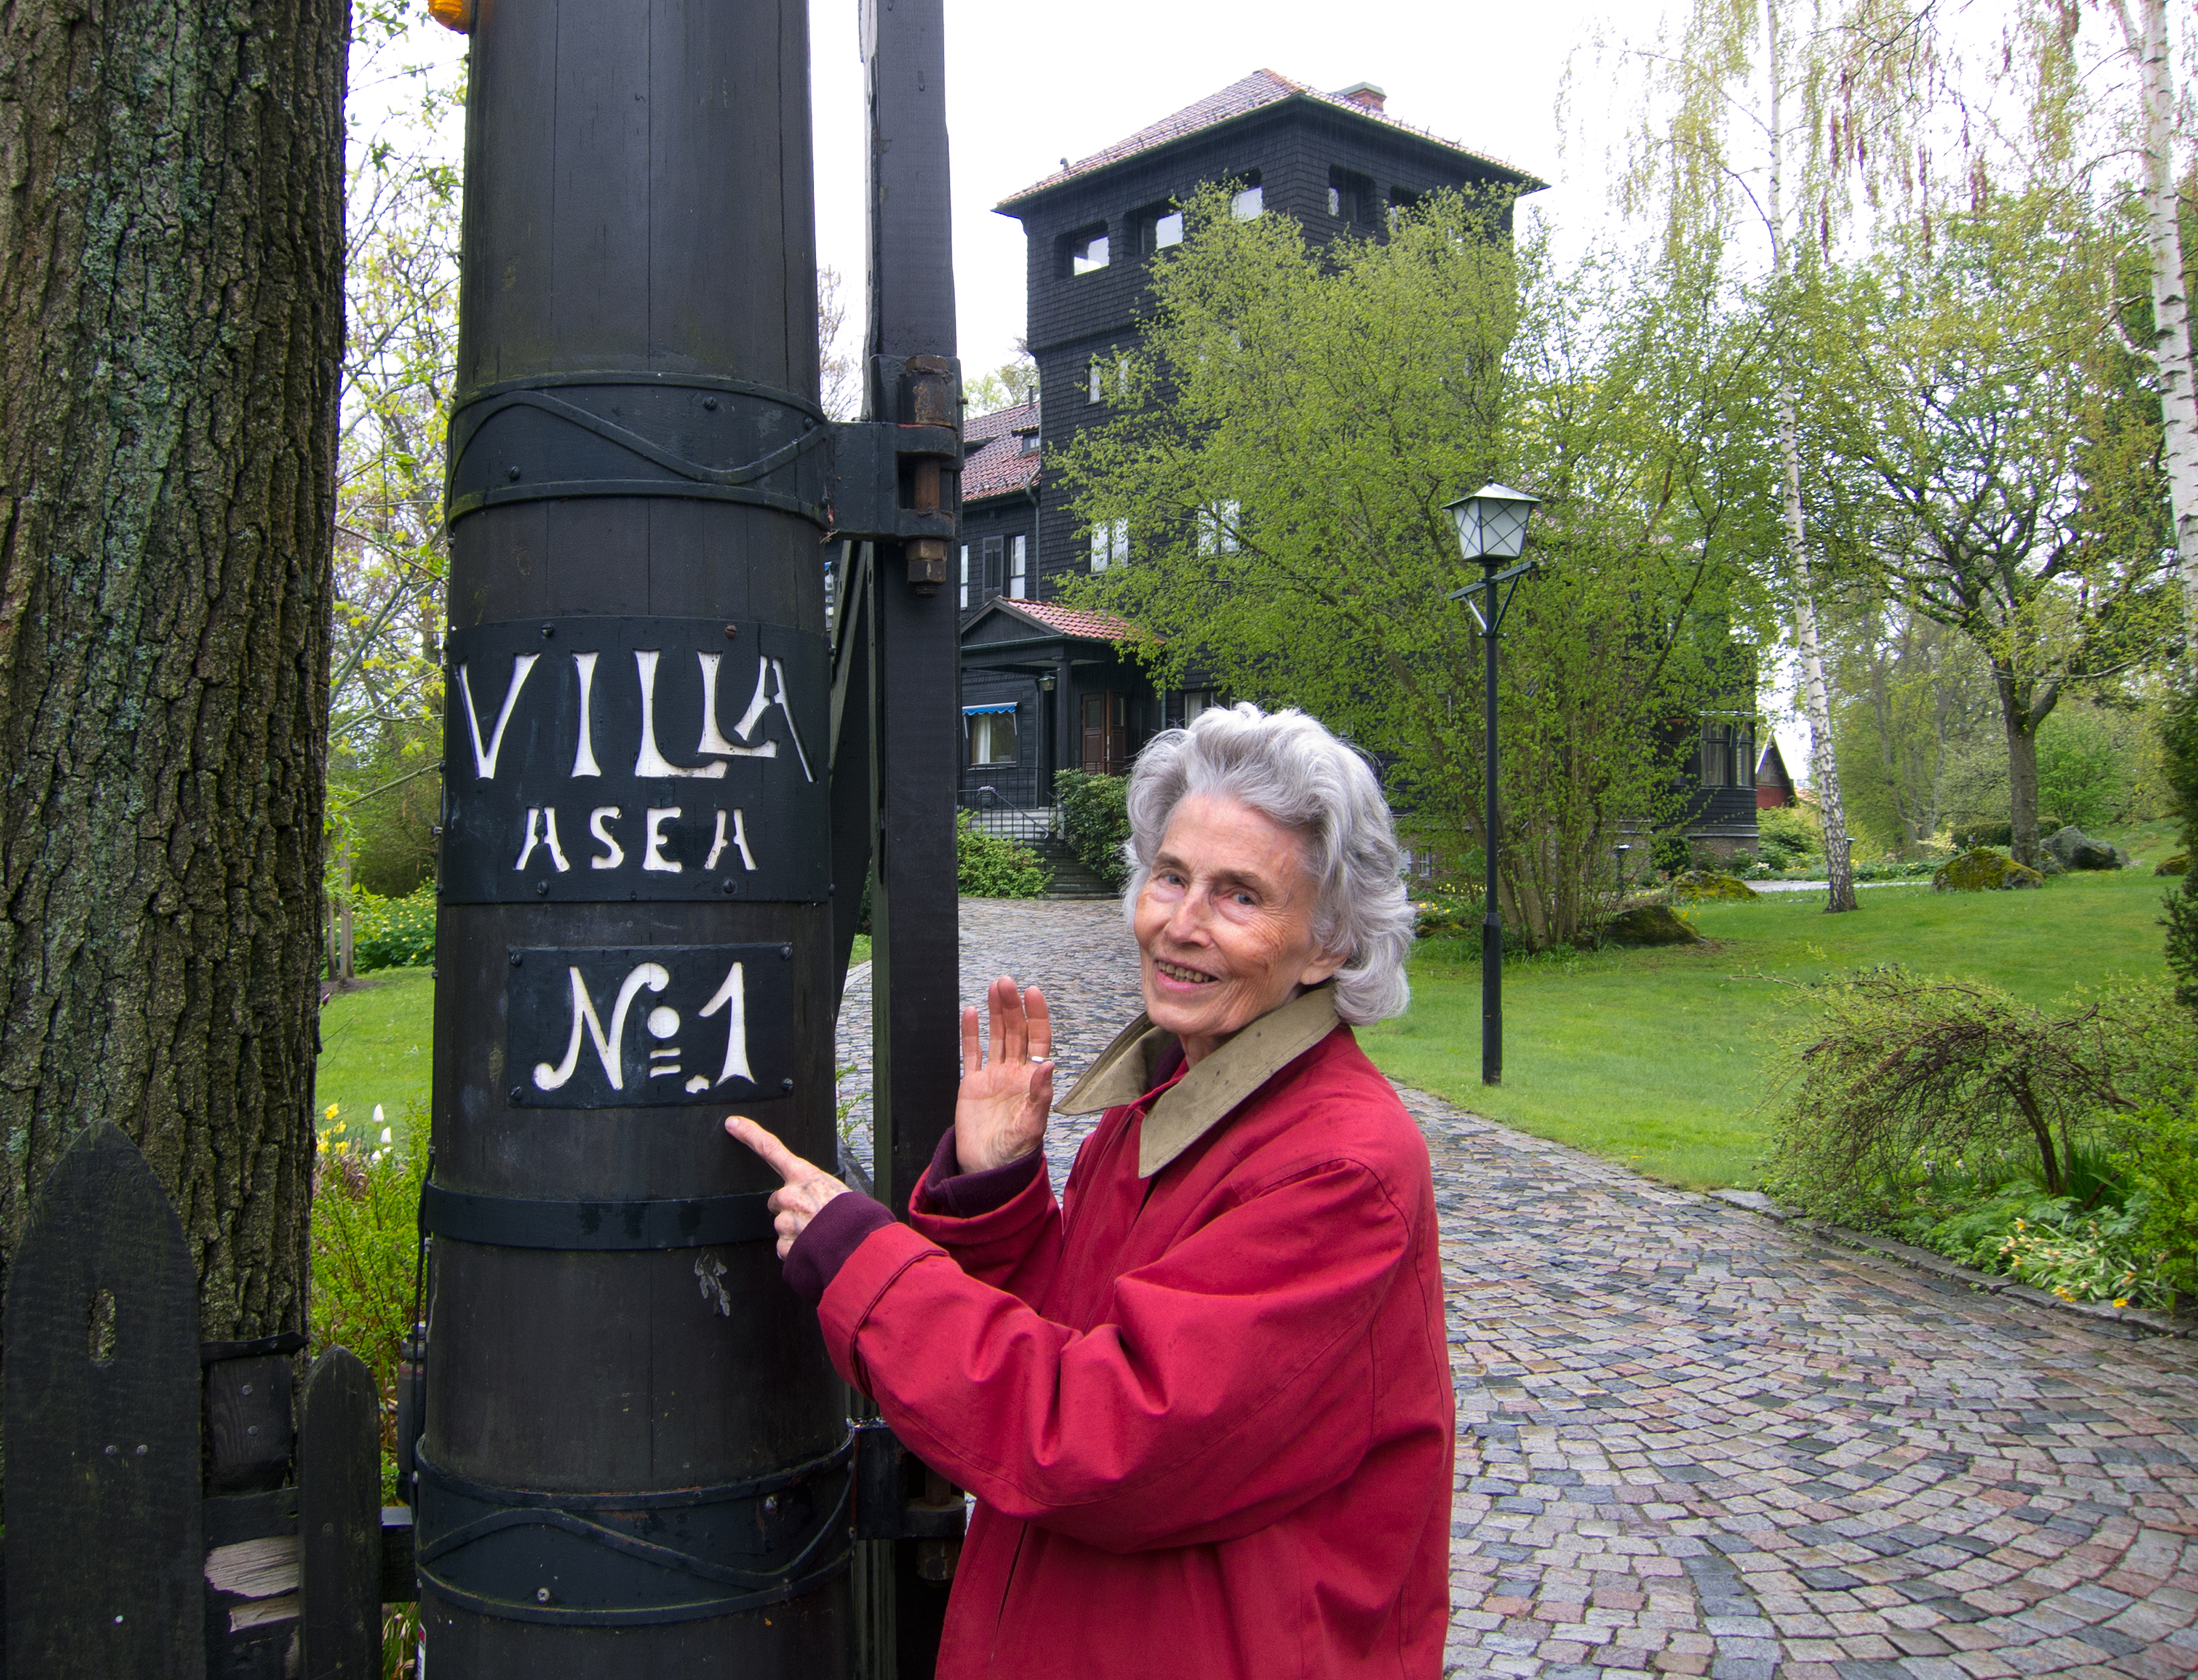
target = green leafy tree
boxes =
[964,351,1039,417]
[1809,190,2176,866]
[1059,191,1778,948]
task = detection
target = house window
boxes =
[1088,360,1104,404]
[1328,166,1374,226]
[1136,204,1187,257]
[1019,429,1039,454]
[1387,186,1421,233]
[1009,535,1027,599]
[1116,355,1133,398]
[1066,225,1110,276]
[982,534,1004,596]
[966,705,1018,765]
[958,543,969,610]
[1231,183,1263,220]
[1699,722,1734,789]
[1183,687,1219,723]
[1196,499,1241,555]
[1090,518,1129,571]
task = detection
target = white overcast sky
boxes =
[377,0,1837,773]
[807,0,1616,380]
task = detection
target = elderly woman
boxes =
[729,704,1452,1678]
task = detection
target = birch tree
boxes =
[1584,0,1985,910]
[2102,0,2197,645]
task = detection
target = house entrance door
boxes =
[1081,691,1127,773]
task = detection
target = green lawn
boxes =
[316,966,435,1147]
[314,935,874,1146]
[1359,864,2176,1190]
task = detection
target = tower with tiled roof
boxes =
[991,69,1538,604]
[956,73,1539,823]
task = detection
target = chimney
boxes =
[1336,81,1387,114]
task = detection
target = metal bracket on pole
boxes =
[826,355,964,590]
[1447,559,1536,635]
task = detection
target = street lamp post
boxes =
[1445,485,1541,1087]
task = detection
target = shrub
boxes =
[1757,804,1818,856]
[956,811,1051,897]
[1649,833,1692,876]
[2114,1091,2198,1306]
[349,887,435,973]
[1915,1182,2161,1307]
[1055,769,1131,891]
[310,1109,426,1504]
[2160,681,2198,1011]
[1763,970,2193,1223]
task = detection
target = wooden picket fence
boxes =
[3,1122,414,1679]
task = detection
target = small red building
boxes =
[1756,740,1797,809]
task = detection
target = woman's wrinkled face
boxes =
[1132,792,1346,1064]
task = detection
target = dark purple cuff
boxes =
[782,1191,896,1306]
[913,1123,1044,1219]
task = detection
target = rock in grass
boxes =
[1602,905,1703,946]
[1931,848,2045,892]
[2044,825,2124,871]
[2157,852,2188,877]
[1670,870,1759,901]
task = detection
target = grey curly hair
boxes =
[1120,702,1414,1024]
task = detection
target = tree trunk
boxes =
[0,0,346,1347]
[2000,673,2045,867]
[1765,0,1858,914]
[2114,0,2198,647]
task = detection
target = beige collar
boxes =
[1056,986,1342,1178]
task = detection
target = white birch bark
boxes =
[1768,0,1859,911]
[2113,0,2198,645]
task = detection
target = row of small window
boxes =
[1090,503,1240,572]
[1065,167,1429,279]
[959,535,1029,610]
[1064,179,1264,277]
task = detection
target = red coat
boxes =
[815,1003,1456,1679]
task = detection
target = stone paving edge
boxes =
[1707,1186,2197,1341]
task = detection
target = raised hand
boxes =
[724,1115,849,1259]
[956,976,1055,1173]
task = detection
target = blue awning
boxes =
[961,702,1017,715]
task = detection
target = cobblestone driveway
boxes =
[840,900,2198,1679]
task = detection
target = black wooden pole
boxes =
[1481,556,1503,1087]
[861,0,965,1671]
[420,0,849,1671]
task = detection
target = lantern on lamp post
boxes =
[1445,484,1540,1086]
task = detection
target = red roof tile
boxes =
[998,70,1536,208]
[960,400,1041,502]
[994,598,1149,643]
[964,398,1037,443]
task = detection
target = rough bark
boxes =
[1994,667,2059,868]
[2111,0,2198,647]
[0,0,347,1344]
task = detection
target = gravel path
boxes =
[836,898,2198,1679]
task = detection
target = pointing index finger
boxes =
[724,1115,809,1185]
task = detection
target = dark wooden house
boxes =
[957,397,1041,616]
[989,69,1537,605]
[958,598,1168,816]
[957,71,1759,858]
